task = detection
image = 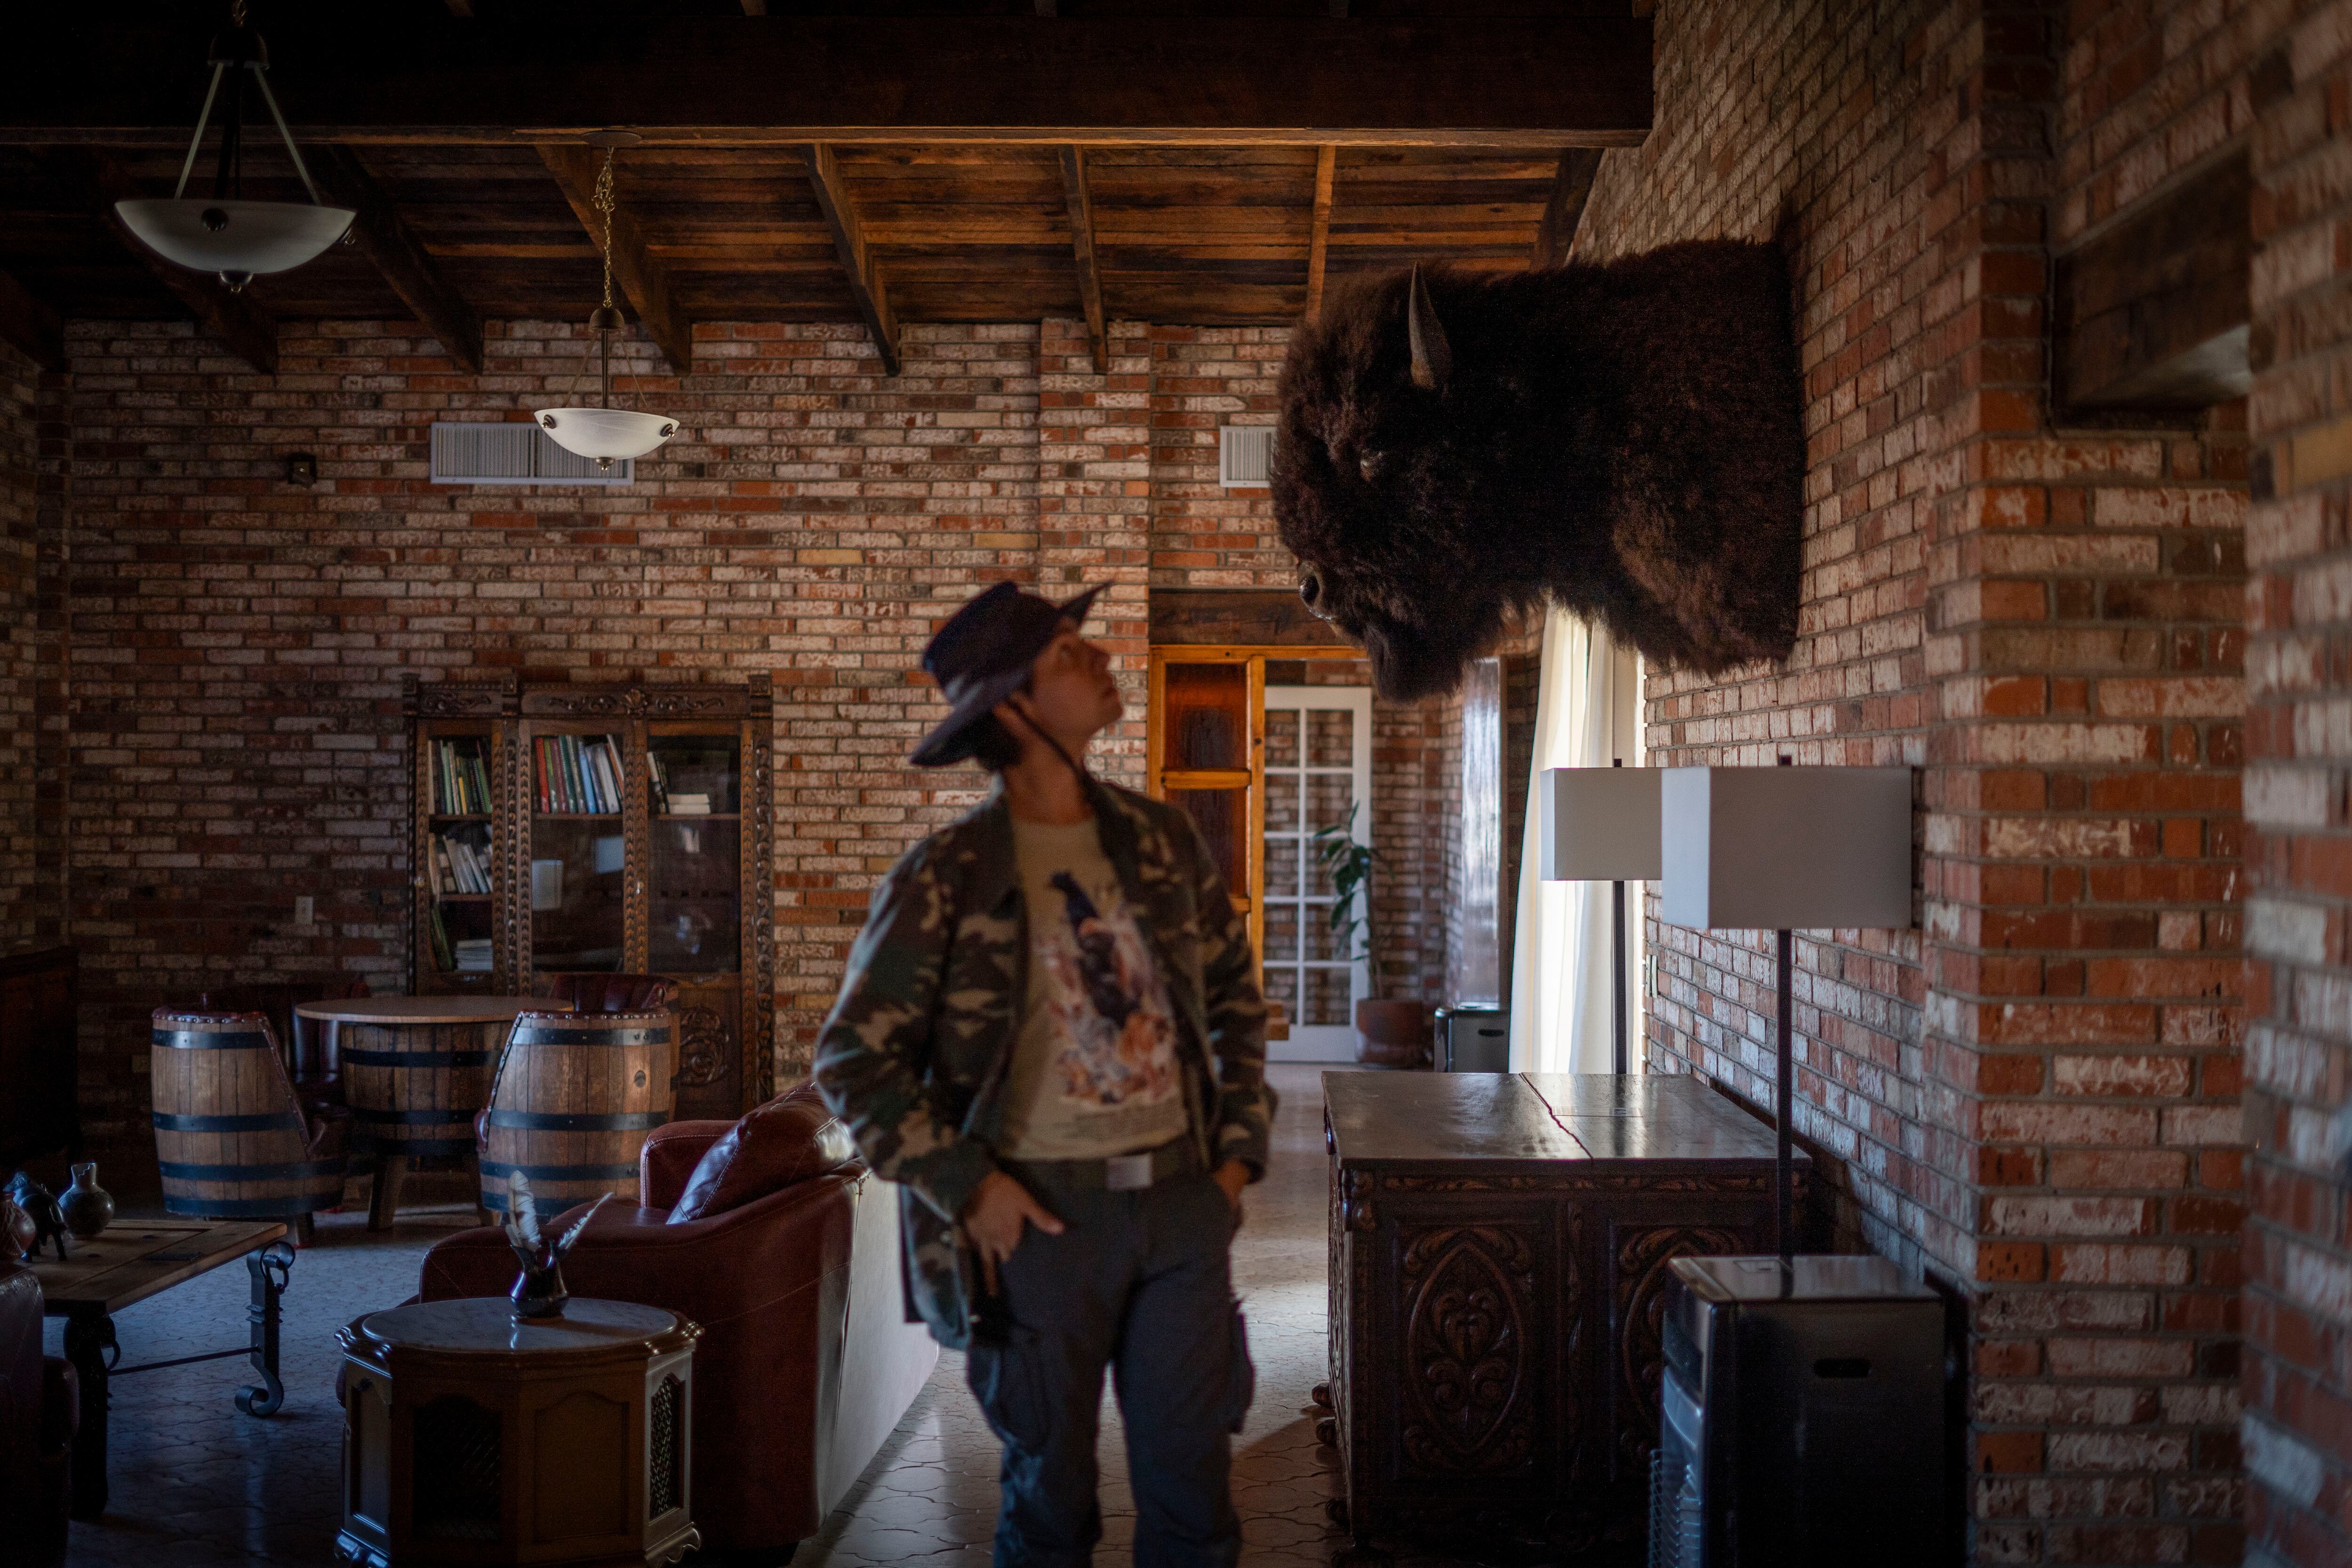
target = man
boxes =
[814,581,1276,1568]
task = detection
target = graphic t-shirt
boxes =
[997,816,1190,1161]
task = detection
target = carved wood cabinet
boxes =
[1321,1072,1802,1560]
[404,676,776,1120]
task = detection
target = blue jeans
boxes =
[964,1168,1253,1568]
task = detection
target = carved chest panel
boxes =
[1321,1071,1799,1560]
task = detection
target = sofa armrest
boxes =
[642,1120,737,1209]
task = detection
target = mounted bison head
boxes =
[1271,242,1804,700]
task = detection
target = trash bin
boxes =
[1433,1005,1510,1072]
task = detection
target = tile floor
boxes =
[52,1066,1508,1567]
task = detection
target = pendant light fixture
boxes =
[113,1,355,292]
[536,132,681,469]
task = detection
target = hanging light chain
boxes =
[594,146,617,313]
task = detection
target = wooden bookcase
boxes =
[404,676,777,1117]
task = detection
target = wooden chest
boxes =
[1320,1072,1801,1561]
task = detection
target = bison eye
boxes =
[1358,449,1385,483]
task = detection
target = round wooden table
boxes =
[337,1297,700,1567]
[297,995,570,1230]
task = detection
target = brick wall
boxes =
[40,312,1454,1145]
[0,340,41,943]
[1581,0,2250,1560]
[2241,3,2352,1564]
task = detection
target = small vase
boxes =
[0,1195,33,1260]
[510,1261,569,1320]
[58,1163,115,1239]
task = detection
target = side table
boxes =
[336,1297,700,1568]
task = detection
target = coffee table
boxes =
[28,1218,294,1519]
[297,995,568,1229]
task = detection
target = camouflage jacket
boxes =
[812,773,1276,1350]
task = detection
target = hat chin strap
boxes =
[1001,696,1091,788]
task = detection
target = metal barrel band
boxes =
[159,1158,344,1182]
[479,1159,641,1182]
[339,1047,494,1067]
[151,1029,274,1051]
[485,1109,669,1131]
[510,1026,673,1047]
[152,1111,304,1133]
[162,1192,342,1217]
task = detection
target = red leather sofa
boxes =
[1,1258,77,1568]
[419,1084,938,1564]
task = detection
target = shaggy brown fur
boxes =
[1270,243,1804,700]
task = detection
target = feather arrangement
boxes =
[501,1170,609,1319]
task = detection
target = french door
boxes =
[1258,685,1372,1061]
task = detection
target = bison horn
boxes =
[1407,265,1452,392]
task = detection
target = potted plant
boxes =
[1314,804,1434,1068]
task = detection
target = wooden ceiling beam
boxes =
[85,151,278,375]
[1305,145,1336,320]
[1532,149,1604,269]
[1058,146,1107,373]
[0,267,64,372]
[803,143,899,376]
[538,144,693,376]
[310,145,484,374]
[0,16,1652,149]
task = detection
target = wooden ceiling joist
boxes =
[86,152,278,375]
[803,143,899,376]
[0,266,64,371]
[537,144,693,376]
[1058,146,1107,373]
[1532,149,1605,269]
[0,16,1653,151]
[1305,146,1336,320]
[311,146,483,374]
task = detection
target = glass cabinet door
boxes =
[648,731,741,974]
[528,728,629,973]
[423,726,498,979]
[1159,661,1255,910]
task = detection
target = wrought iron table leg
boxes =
[237,1240,295,1417]
[62,1311,117,1520]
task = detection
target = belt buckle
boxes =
[1104,1152,1154,1191]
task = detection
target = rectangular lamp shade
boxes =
[1659,766,1912,930]
[1540,766,1662,881]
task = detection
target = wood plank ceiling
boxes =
[0,2,1645,374]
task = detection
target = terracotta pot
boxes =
[1355,998,1434,1068]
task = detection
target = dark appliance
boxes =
[1432,1004,1509,1072]
[1651,1253,1950,1568]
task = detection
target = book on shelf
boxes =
[432,739,492,816]
[428,901,455,972]
[647,751,671,814]
[452,938,494,972]
[667,792,712,816]
[537,733,623,815]
[430,832,493,895]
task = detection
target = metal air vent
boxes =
[1219,425,1275,489]
[429,422,635,486]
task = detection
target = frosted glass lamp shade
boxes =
[535,407,680,462]
[1539,766,1662,881]
[1658,766,1912,930]
[113,199,354,280]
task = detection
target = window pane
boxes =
[530,820,626,973]
[1264,835,1299,896]
[649,733,740,815]
[1165,663,1247,771]
[1310,708,1355,767]
[650,819,739,973]
[1264,772,1301,834]
[1305,966,1353,1027]
[1169,788,1245,894]
[1263,901,1300,963]
[1264,708,1300,768]
[1306,771,1356,837]
[1263,964,1299,1017]
[1304,899,1350,961]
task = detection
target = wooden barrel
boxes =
[479,1010,674,1214]
[151,1010,345,1219]
[341,1019,499,1158]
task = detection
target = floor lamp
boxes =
[1539,762,1661,1075]
[1658,761,1911,1266]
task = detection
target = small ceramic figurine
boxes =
[6,1173,69,1262]
[58,1163,115,1239]
[501,1171,609,1320]
[0,1193,35,1261]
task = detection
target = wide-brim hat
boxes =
[909,581,1104,767]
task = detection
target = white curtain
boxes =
[1509,608,1642,1074]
